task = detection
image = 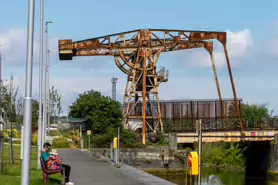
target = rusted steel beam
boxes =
[223,44,244,133]
[58,28,244,141]
[58,29,225,60]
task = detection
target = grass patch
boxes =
[0,144,62,185]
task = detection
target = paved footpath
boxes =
[58,149,175,185]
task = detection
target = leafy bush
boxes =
[4,129,20,138]
[90,127,142,148]
[31,132,38,146]
[202,143,246,169]
[120,128,142,148]
[52,138,70,148]
[48,130,61,136]
[13,140,21,144]
[69,130,81,147]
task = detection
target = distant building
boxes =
[57,117,86,131]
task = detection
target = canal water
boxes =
[151,168,278,185]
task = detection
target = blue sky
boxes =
[1,0,278,115]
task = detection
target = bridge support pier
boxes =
[245,141,270,185]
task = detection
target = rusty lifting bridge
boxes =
[58,29,243,144]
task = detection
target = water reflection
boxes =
[150,168,278,185]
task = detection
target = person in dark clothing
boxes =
[42,143,73,184]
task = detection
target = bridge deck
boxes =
[58,149,174,185]
[174,129,278,143]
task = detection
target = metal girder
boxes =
[58,29,224,59]
[58,28,244,142]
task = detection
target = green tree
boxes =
[69,90,123,134]
[13,97,39,126]
[229,103,272,128]
[49,86,63,123]
[241,103,271,122]
[1,78,18,124]
[16,97,24,126]
[31,99,39,125]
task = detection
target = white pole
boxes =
[197,119,202,185]
[21,0,35,183]
[20,126,24,160]
[42,26,46,145]
[45,21,51,136]
[80,125,83,149]
[37,0,44,170]
[46,50,50,136]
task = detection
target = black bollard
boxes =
[245,141,270,185]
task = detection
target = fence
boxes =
[124,99,244,132]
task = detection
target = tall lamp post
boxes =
[37,0,44,170]
[44,20,53,139]
[21,0,35,184]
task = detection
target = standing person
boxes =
[41,142,73,185]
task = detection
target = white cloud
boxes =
[1,27,278,115]
[189,29,254,68]
[0,28,60,67]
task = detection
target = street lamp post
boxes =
[37,0,44,169]
[44,21,53,139]
[21,0,35,184]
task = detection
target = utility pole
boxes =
[0,48,4,173]
[21,0,35,183]
[9,74,14,164]
[117,127,120,163]
[46,49,50,135]
[37,0,44,170]
[111,77,117,101]
[197,119,202,185]
[44,21,53,138]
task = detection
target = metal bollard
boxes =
[110,142,113,161]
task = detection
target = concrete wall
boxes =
[269,135,278,171]
[91,146,188,169]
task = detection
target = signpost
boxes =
[87,130,91,150]
[197,119,202,185]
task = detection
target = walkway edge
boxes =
[88,149,176,185]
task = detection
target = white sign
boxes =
[87,130,92,135]
[268,132,274,136]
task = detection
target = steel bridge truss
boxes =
[58,29,244,144]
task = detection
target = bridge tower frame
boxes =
[58,29,244,144]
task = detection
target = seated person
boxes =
[41,142,73,184]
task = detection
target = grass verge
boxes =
[0,144,62,185]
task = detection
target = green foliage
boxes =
[157,132,168,145]
[69,90,123,134]
[52,138,70,148]
[0,145,62,184]
[49,86,63,122]
[13,97,39,126]
[242,103,271,122]
[229,103,272,127]
[90,126,142,148]
[1,79,18,123]
[31,99,39,125]
[31,132,38,146]
[202,143,246,169]
[120,128,142,148]
[69,130,81,148]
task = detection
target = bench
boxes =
[40,152,65,184]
